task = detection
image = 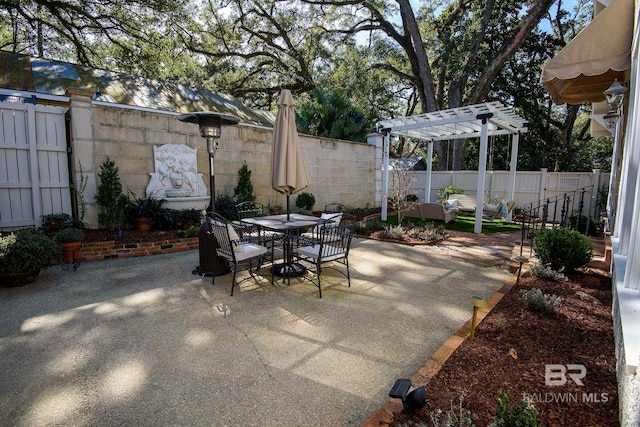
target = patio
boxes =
[0,235,518,426]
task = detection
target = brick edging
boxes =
[361,273,519,426]
[75,236,199,262]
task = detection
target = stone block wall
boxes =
[67,90,376,229]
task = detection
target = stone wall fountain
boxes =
[145,143,209,212]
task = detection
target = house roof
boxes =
[388,157,427,171]
[0,51,275,127]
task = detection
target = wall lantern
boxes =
[178,112,240,212]
[604,79,628,112]
[603,79,628,129]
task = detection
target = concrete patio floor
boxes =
[0,235,518,426]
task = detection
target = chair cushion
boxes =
[445,199,458,209]
[296,244,346,262]
[227,224,244,252]
[484,203,501,212]
[310,212,342,234]
[234,243,268,261]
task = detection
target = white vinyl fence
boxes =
[405,169,610,221]
[0,101,71,231]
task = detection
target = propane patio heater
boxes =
[179,112,239,277]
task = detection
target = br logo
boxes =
[545,364,587,386]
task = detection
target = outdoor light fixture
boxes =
[178,112,240,212]
[604,79,628,112]
[602,79,628,130]
[602,79,628,232]
[179,112,239,278]
[389,379,426,412]
[468,296,488,340]
[603,109,621,129]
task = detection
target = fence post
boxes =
[367,132,384,210]
[539,168,547,204]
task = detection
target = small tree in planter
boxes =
[0,230,62,286]
[233,162,256,203]
[95,158,130,231]
[295,192,315,211]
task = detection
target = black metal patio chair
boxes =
[293,223,354,298]
[208,217,274,296]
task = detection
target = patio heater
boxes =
[179,112,240,277]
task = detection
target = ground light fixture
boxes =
[178,112,240,278]
[389,378,426,412]
[468,296,488,340]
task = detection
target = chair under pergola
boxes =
[377,101,528,233]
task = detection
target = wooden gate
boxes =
[0,101,70,231]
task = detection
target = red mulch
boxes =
[393,268,618,426]
[81,229,186,244]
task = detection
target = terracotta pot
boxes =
[137,217,151,231]
[60,241,82,263]
[0,270,40,287]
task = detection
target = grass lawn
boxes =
[374,214,522,235]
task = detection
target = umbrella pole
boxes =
[286,195,290,221]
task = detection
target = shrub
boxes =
[233,162,255,203]
[128,194,171,230]
[0,230,61,275]
[295,192,315,210]
[41,213,74,231]
[530,263,567,282]
[95,158,129,231]
[169,209,203,229]
[519,288,563,314]
[438,185,465,202]
[179,225,200,238]
[382,225,406,240]
[532,227,593,271]
[489,393,541,427]
[429,391,473,427]
[569,213,600,236]
[407,224,448,243]
[214,193,238,220]
[53,227,84,243]
[289,206,313,216]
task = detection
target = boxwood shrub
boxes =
[532,227,593,271]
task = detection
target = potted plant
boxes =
[41,212,74,231]
[0,230,62,287]
[129,195,166,230]
[54,228,84,262]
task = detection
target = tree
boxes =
[233,162,256,203]
[297,89,374,142]
[95,158,129,231]
[0,0,189,69]
[303,0,556,169]
[185,0,347,109]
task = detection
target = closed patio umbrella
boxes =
[271,89,310,219]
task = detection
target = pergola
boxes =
[377,101,528,233]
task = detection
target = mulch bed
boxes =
[393,268,618,426]
[81,229,186,244]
